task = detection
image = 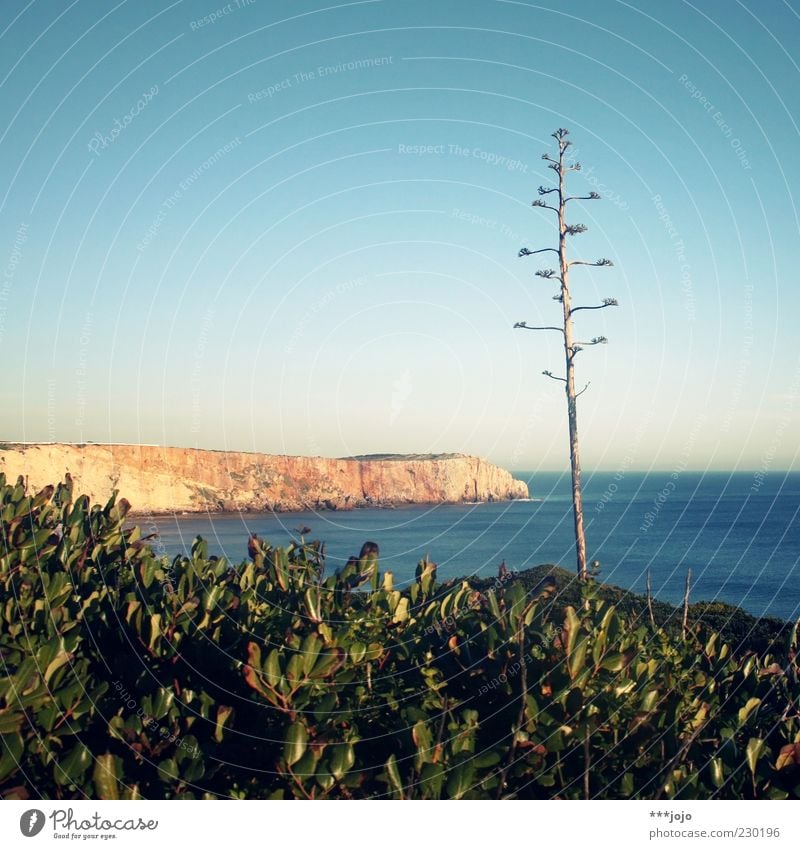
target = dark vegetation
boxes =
[1,475,799,800]
[468,566,792,659]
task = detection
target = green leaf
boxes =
[147,614,162,653]
[0,711,23,735]
[284,722,308,767]
[214,706,234,743]
[151,687,175,720]
[140,558,157,589]
[292,750,316,781]
[93,754,122,800]
[393,597,410,624]
[412,720,434,770]
[568,633,589,680]
[592,627,607,667]
[640,689,659,712]
[446,761,476,799]
[310,648,345,679]
[313,694,338,724]
[383,754,404,800]
[202,583,224,613]
[273,548,289,591]
[316,768,336,792]
[304,587,322,623]
[329,744,355,781]
[473,750,501,768]
[600,652,626,672]
[0,732,23,782]
[487,590,502,623]
[537,771,556,787]
[349,642,366,665]
[620,771,634,796]
[709,757,724,788]
[746,738,765,775]
[766,787,789,800]
[191,536,208,561]
[420,761,445,798]
[158,758,179,782]
[179,747,204,782]
[738,697,761,725]
[564,605,581,658]
[285,654,304,685]
[55,743,91,786]
[301,634,323,676]
[263,649,281,686]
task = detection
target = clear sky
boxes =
[1,0,798,472]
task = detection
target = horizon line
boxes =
[1,441,796,475]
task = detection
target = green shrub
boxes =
[1,474,799,799]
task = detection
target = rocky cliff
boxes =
[0,443,529,514]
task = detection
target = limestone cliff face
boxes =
[0,444,529,514]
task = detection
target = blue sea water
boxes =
[141,471,800,621]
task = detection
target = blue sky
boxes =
[1,0,798,472]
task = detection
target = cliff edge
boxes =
[0,443,529,514]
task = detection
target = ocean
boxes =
[140,470,800,621]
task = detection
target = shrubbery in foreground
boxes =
[1,474,799,799]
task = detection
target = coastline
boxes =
[126,495,535,518]
[0,442,529,514]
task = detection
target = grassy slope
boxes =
[462,564,793,658]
